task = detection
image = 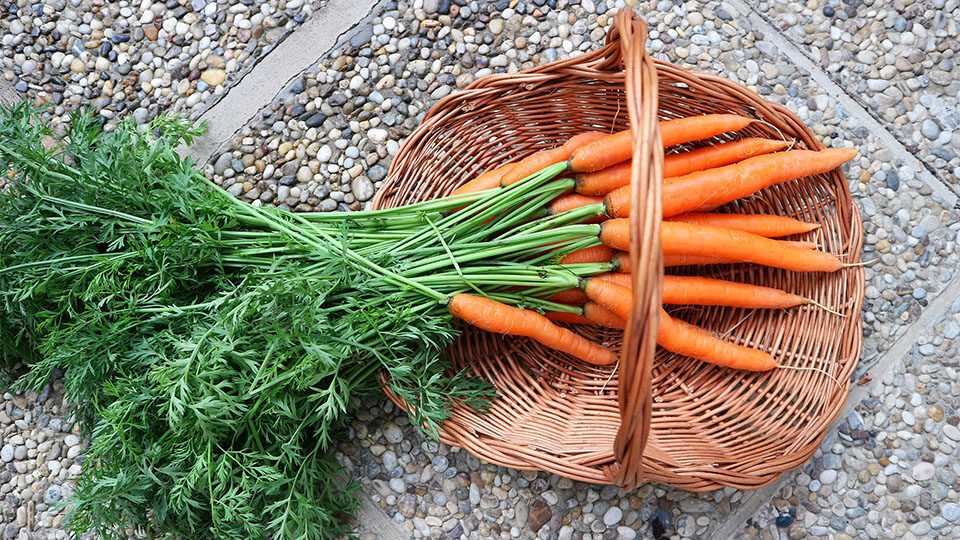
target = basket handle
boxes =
[610,8,662,489]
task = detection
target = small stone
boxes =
[351,177,375,202]
[201,69,226,87]
[45,485,62,504]
[368,128,389,144]
[819,469,837,485]
[921,119,941,140]
[64,434,80,447]
[528,498,552,531]
[943,424,960,442]
[912,462,935,481]
[617,526,637,540]
[942,502,960,522]
[383,423,403,443]
[388,477,406,493]
[0,445,13,462]
[604,506,623,526]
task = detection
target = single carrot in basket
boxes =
[663,137,791,178]
[569,114,755,172]
[451,163,517,196]
[662,276,809,308]
[449,293,616,366]
[548,194,604,215]
[599,220,843,272]
[575,138,791,196]
[546,303,626,330]
[500,131,607,186]
[657,308,778,371]
[668,213,819,238]
[559,245,615,265]
[584,302,626,329]
[548,289,589,305]
[545,311,594,325]
[604,148,859,218]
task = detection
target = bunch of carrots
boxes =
[446,113,857,372]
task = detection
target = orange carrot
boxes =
[668,213,819,238]
[548,289,589,305]
[583,279,632,320]
[575,138,791,196]
[662,276,808,308]
[657,308,777,371]
[451,163,517,196]
[500,131,606,186]
[605,148,858,218]
[584,281,777,371]
[569,114,755,172]
[663,255,738,267]
[546,304,626,330]
[596,272,632,289]
[449,293,616,365]
[584,302,626,329]
[575,162,632,196]
[663,138,791,178]
[549,194,603,215]
[559,245,615,265]
[545,312,594,325]
[599,220,842,272]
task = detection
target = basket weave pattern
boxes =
[373,9,864,491]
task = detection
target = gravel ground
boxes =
[0,382,87,540]
[739,306,960,540]
[1,0,327,131]
[754,0,960,191]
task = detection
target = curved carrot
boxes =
[596,272,632,289]
[575,138,790,196]
[605,148,858,218]
[657,308,777,371]
[500,132,605,186]
[663,138,791,178]
[569,114,755,172]
[546,304,626,330]
[668,213,819,238]
[449,294,616,366]
[606,148,858,218]
[559,245,615,265]
[662,276,808,308]
[549,194,603,215]
[548,289,589,305]
[582,279,632,320]
[451,163,517,196]
[545,312,594,325]
[575,162,632,196]
[584,302,626,329]
[583,281,777,371]
[600,220,842,272]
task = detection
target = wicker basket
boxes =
[372,9,864,491]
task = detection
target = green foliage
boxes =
[0,104,600,538]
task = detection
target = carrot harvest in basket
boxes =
[575,138,791,196]
[599,219,842,272]
[668,213,819,238]
[603,148,859,218]
[449,293,616,366]
[451,163,517,196]
[569,114,755,172]
[500,131,606,186]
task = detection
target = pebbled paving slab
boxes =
[0,0,328,130]
[737,301,960,540]
[753,0,960,193]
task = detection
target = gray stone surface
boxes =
[0,0,328,131]
[754,0,960,192]
[738,306,960,540]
